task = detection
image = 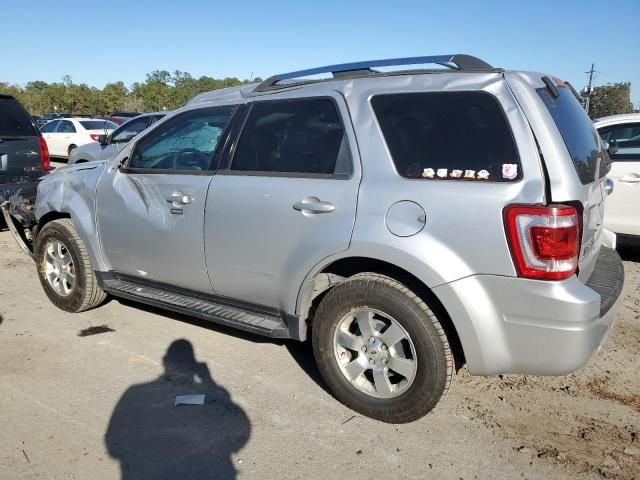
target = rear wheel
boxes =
[67,144,77,157]
[312,273,454,423]
[35,219,106,312]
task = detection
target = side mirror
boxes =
[98,134,109,145]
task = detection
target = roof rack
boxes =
[254,54,495,92]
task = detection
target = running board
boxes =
[98,273,294,339]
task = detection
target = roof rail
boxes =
[254,54,494,92]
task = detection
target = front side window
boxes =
[41,120,60,133]
[372,92,520,181]
[231,98,352,176]
[58,121,76,133]
[111,117,150,144]
[598,122,640,161]
[128,106,235,171]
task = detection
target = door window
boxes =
[128,106,236,171]
[58,120,76,133]
[41,120,60,133]
[372,91,521,181]
[598,123,640,161]
[111,117,150,144]
[231,98,352,176]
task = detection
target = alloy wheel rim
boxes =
[333,308,417,399]
[44,239,76,296]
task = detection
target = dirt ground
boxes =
[0,221,639,480]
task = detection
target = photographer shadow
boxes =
[105,339,250,480]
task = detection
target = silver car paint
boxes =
[34,70,620,376]
[35,161,109,271]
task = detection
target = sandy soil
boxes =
[0,223,639,479]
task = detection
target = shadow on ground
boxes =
[105,339,250,480]
[618,241,640,263]
[116,298,332,396]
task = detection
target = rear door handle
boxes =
[293,199,336,214]
[619,175,640,183]
[167,191,194,205]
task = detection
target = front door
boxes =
[205,95,361,310]
[600,122,640,236]
[96,105,238,293]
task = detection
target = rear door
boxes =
[0,95,41,189]
[598,122,640,235]
[205,95,360,311]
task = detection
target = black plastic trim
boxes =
[585,246,625,317]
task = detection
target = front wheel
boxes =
[35,218,107,312]
[312,273,454,423]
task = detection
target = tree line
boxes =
[0,70,262,116]
[1,71,635,120]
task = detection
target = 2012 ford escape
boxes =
[14,55,625,423]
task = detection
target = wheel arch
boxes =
[297,256,465,369]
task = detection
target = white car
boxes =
[40,118,117,159]
[594,113,640,240]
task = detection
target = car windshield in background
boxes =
[80,120,117,130]
[0,97,36,137]
[372,91,520,181]
[537,86,607,184]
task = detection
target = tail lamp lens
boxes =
[504,204,580,280]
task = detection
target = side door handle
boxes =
[619,174,640,184]
[293,198,336,214]
[167,191,194,205]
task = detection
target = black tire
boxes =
[312,273,454,423]
[35,218,107,312]
[67,145,77,157]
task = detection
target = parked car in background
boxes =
[594,113,640,241]
[105,111,143,125]
[69,112,166,165]
[32,115,48,129]
[8,54,625,423]
[42,113,71,122]
[0,94,49,253]
[40,118,117,159]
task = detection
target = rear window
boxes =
[0,97,36,136]
[80,120,117,130]
[371,92,520,181]
[537,86,606,184]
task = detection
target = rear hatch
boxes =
[505,73,609,281]
[0,94,42,198]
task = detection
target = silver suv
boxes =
[23,55,625,423]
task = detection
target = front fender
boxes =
[35,162,107,271]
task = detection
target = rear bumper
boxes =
[433,246,624,375]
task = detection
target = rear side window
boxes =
[0,97,36,136]
[80,120,117,130]
[537,87,605,184]
[372,92,520,181]
[231,98,352,176]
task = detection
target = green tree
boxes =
[587,82,633,119]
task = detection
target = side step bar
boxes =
[98,273,296,339]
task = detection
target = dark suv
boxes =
[0,94,49,248]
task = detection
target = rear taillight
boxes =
[38,135,50,172]
[90,134,100,142]
[504,204,580,280]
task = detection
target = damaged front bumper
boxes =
[0,183,38,259]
